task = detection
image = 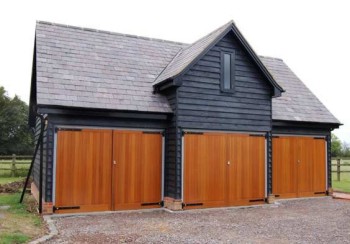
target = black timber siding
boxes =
[171,32,274,199]
[163,88,181,199]
[39,110,169,202]
[177,32,273,132]
[32,117,41,187]
[32,116,48,200]
[266,132,272,195]
[327,133,332,188]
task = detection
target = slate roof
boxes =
[35,21,186,113]
[34,21,340,124]
[261,56,340,124]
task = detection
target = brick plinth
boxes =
[267,194,276,204]
[163,197,183,211]
[31,182,53,215]
[327,187,333,196]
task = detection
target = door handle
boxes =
[297,160,300,163]
[227,161,231,165]
[113,160,117,165]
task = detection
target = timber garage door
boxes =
[272,136,326,199]
[183,132,265,209]
[55,129,162,213]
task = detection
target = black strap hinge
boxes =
[249,199,265,203]
[182,202,203,207]
[314,137,326,140]
[53,205,80,212]
[141,201,163,207]
[55,128,82,133]
[183,132,204,136]
[249,134,265,138]
[143,131,162,135]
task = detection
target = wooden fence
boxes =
[0,154,32,177]
[332,158,350,181]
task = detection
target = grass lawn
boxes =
[0,177,25,185]
[0,193,46,244]
[332,172,350,193]
[331,160,350,193]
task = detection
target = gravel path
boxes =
[49,198,350,243]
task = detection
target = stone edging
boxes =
[29,216,58,244]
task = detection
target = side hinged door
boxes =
[55,129,113,213]
[112,130,163,210]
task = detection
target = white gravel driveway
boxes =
[48,197,350,243]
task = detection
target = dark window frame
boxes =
[220,50,235,93]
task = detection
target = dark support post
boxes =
[267,132,272,195]
[266,132,275,204]
[327,134,332,189]
[337,158,341,181]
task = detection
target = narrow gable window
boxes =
[221,51,235,92]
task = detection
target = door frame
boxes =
[52,125,165,208]
[271,134,328,196]
[181,129,267,203]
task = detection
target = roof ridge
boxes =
[259,55,283,61]
[36,20,188,46]
[181,20,234,52]
[153,48,184,84]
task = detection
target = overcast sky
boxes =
[0,0,348,141]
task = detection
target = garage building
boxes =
[28,20,340,214]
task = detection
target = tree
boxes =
[0,86,34,155]
[342,141,350,157]
[331,133,342,157]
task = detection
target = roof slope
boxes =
[35,21,186,113]
[261,56,340,124]
[153,21,233,85]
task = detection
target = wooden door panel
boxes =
[249,136,266,199]
[184,133,265,208]
[55,129,112,213]
[272,137,298,198]
[113,131,142,210]
[141,133,162,204]
[273,136,327,199]
[297,137,314,196]
[113,131,163,210]
[227,135,265,203]
[313,139,326,193]
[184,133,226,208]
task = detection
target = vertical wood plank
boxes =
[141,133,162,204]
[313,139,326,193]
[272,137,298,198]
[113,131,163,210]
[184,133,226,208]
[55,129,112,213]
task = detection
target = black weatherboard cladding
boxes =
[327,133,332,188]
[177,32,273,132]
[163,89,180,199]
[32,117,46,190]
[166,32,274,199]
